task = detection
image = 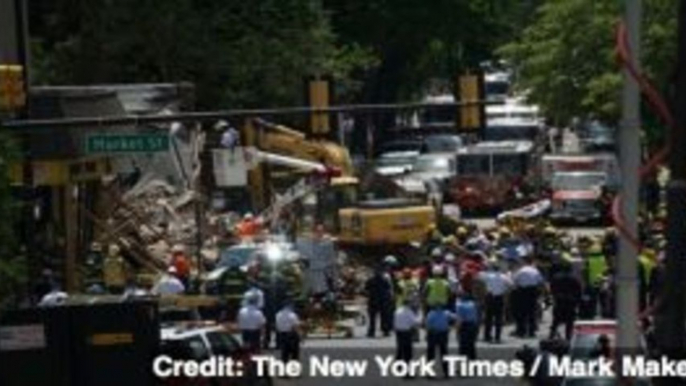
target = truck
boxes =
[548,171,609,224]
[448,140,536,212]
[241,118,436,257]
[541,153,620,188]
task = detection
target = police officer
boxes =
[456,292,479,359]
[394,298,421,365]
[425,305,455,377]
[478,262,512,343]
[237,293,266,351]
[365,266,393,337]
[275,301,301,363]
[512,257,544,338]
[549,262,582,341]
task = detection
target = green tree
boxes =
[499,0,677,127]
[30,0,376,109]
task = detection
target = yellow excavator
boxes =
[242,118,436,258]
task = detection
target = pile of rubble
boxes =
[92,175,238,274]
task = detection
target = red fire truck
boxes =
[448,140,536,212]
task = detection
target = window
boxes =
[457,155,489,175]
[492,154,526,176]
[206,331,240,356]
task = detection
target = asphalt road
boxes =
[270,307,558,386]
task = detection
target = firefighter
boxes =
[365,266,394,337]
[170,244,191,289]
[549,262,582,341]
[582,243,608,319]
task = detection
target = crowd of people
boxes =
[362,215,667,370]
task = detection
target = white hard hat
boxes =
[445,253,456,263]
[171,244,185,253]
[167,266,178,274]
[431,248,442,258]
[244,212,254,220]
[384,255,398,265]
[432,265,444,276]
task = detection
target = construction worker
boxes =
[583,243,608,319]
[424,265,451,310]
[236,212,261,238]
[170,245,191,288]
[549,262,582,341]
[478,262,512,343]
[512,257,544,338]
[275,301,301,364]
[237,293,266,351]
[365,266,394,337]
[396,268,420,310]
[394,298,421,366]
[455,292,479,359]
[103,244,127,293]
[152,266,186,295]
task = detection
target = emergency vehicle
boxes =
[448,140,536,212]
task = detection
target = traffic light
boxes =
[308,78,330,135]
[0,64,26,111]
[457,72,484,131]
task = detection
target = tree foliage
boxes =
[30,0,377,109]
[499,0,677,126]
[325,0,541,101]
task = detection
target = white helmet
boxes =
[445,253,456,263]
[431,248,442,258]
[432,265,445,276]
[384,255,398,266]
[244,212,254,220]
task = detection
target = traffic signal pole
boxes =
[617,0,641,370]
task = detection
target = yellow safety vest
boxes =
[586,254,607,287]
[639,255,656,285]
[426,278,450,307]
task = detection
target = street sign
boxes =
[85,134,169,154]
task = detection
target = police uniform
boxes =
[478,269,512,342]
[237,303,266,350]
[393,304,420,364]
[276,305,301,363]
[512,264,543,337]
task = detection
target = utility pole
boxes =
[617,0,641,370]
[654,0,686,366]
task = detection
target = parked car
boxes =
[159,324,272,386]
[422,134,463,153]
